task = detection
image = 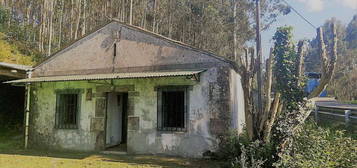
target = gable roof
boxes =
[34,19,238,71]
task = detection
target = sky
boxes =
[261,0,357,58]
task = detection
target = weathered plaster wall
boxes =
[229,70,245,133]
[29,81,97,151]
[29,67,236,157]
[32,22,233,77]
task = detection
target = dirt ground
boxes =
[0,150,221,168]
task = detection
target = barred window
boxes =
[55,90,81,129]
[157,86,188,132]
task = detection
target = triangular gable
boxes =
[33,21,235,77]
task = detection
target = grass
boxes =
[341,100,357,104]
[0,153,220,168]
[0,127,23,151]
[0,127,221,168]
[316,120,357,139]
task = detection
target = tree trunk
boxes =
[82,0,86,36]
[152,0,156,32]
[70,0,74,40]
[58,0,64,49]
[259,48,273,134]
[263,93,281,142]
[47,0,54,56]
[233,0,238,62]
[296,41,306,82]
[74,0,81,40]
[129,0,133,25]
[242,48,255,140]
[168,0,172,38]
[308,24,337,99]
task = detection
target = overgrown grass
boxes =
[341,100,357,105]
[317,119,357,139]
[276,121,357,168]
[215,120,357,168]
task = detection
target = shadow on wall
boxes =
[0,83,25,129]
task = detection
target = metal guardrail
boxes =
[314,105,357,127]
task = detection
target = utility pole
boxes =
[256,0,263,123]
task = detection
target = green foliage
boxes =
[272,26,305,111]
[0,32,34,65]
[346,15,357,49]
[0,6,10,32]
[217,122,357,168]
[0,6,40,65]
[216,131,277,168]
[275,121,357,168]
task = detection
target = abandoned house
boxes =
[0,62,31,127]
[6,21,245,158]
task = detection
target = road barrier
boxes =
[314,106,357,128]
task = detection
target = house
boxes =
[0,62,31,127]
[6,20,245,158]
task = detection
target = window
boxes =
[157,86,188,131]
[55,90,82,129]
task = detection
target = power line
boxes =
[281,0,317,29]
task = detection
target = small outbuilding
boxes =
[6,21,245,157]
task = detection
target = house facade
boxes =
[7,21,245,158]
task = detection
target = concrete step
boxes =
[101,150,127,155]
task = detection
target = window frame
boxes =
[55,89,83,129]
[156,86,189,132]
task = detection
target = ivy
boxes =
[273,26,306,112]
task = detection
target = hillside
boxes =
[0,32,34,65]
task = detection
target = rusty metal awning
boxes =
[4,70,204,84]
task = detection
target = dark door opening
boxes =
[105,92,128,151]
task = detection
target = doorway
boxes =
[105,92,128,151]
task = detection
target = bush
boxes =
[216,122,357,168]
[275,122,357,168]
[216,131,277,168]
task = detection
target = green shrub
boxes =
[216,131,277,168]
[275,122,357,168]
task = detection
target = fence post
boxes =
[345,110,351,127]
[314,106,319,123]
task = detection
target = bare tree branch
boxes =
[296,40,306,80]
[308,23,338,99]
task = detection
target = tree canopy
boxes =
[305,16,357,100]
[0,0,288,63]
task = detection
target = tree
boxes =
[272,26,305,111]
[235,22,338,150]
[0,0,288,61]
[346,15,357,49]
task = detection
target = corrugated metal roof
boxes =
[5,70,204,84]
[0,62,32,71]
